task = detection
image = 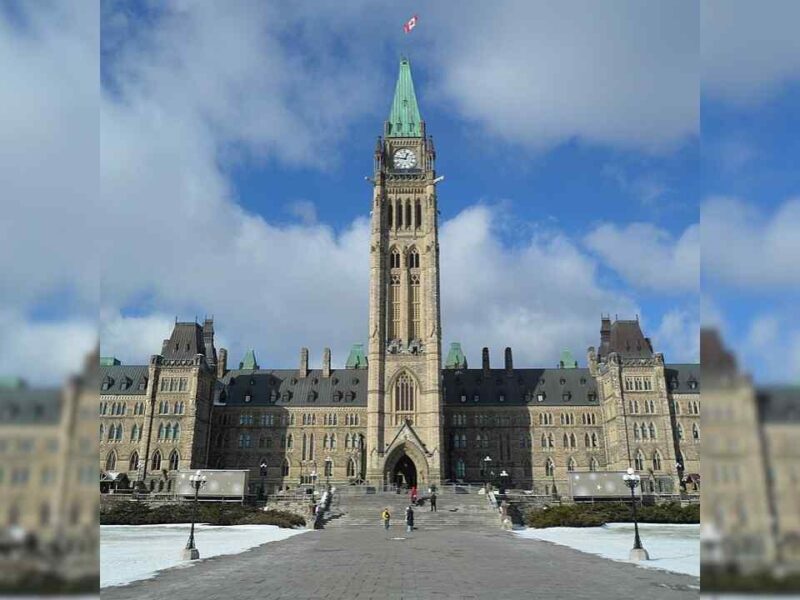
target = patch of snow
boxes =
[101,523,306,588]
[514,522,699,577]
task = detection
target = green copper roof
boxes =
[559,350,578,369]
[346,344,368,369]
[239,349,258,370]
[445,343,468,370]
[386,58,422,137]
[100,357,121,366]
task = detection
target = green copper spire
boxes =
[346,344,368,369]
[559,350,578,369]
[386,58,422,137]
[445,343,468,370]
[239,349,258,370]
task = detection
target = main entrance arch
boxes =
[383,442,428,489]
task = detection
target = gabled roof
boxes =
[386,58,422,137]
[99,365,149,395]
[757,386,800,423]
[599,319,653,360]
[162,322,205,361]
[0,387,61,425]
[442,368,598,406]
[218,369,367,407]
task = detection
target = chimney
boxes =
[202,317,216,367]
[299,347,309,378]
[601,315,611,345]
[217,348,228,379]
[322,348,331,378]
[482,347,490,376]
[505,347,513,375]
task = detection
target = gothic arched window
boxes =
[151,450,162,471]
[408,247,420,269]
[129,451,139,472]
[169,450,180,471]
[589,457,599,472]
[634,450,644,471]
[567,457,577,472]
[105,451,117,471]
[282,459,290,477]
[455,458,466,479]
[545,458,555,477]
[394,373,416,421]
[347,458,356,477]
[652,450,662,471]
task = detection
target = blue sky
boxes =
[4,1,799,384]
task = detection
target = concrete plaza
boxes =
[102,521,699,599]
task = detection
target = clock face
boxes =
[393,148,417,169]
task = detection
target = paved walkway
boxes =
[103,525,699,599]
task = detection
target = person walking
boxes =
[381,507,391,539]
[430,491,437,512]
[405,504,414,534]
[410,485,418,506]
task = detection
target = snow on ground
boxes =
[101,523,306,588]
[515,523,699,577]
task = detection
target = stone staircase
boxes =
[323,488,499,530]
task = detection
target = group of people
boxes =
[381,486,438,536]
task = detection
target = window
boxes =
[692,423,700,441]
[567,457,577,472]
[169,450,179,471]
[389,274,401,339]
[394,373,416,420]
[347,458,356,477]
[455,458,466,479]
[634,450,644,471]
[545,458,555,477]
[151,450,162,471]
[390,247,401,269]
[324,460,333,477]
[239,433,251,448]
[648,422,656,439]
[652,450,662,471]
[676,424,684,440]
[410,274,421,339]
[408,247,420,269]
[415,200,422,229]
[589,457,599,472]
[129,451,139,472]
[282,460,290,477]
[105,451,117,471]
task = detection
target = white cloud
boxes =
[584,222,700,293]
[702,0,800,105]
[426,0,698,152]
[702,196,800,288]
[602,165,668,206]
[655,308,700,363]
[286,200,318,225]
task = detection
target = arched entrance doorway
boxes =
[391,454,417,489]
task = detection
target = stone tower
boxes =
[366,59,444,486]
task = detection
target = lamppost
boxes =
[310,469,318,495]
[483,456,492,490]
[259,460,268,500]
[623,467,649,561]
[499,469,509,495]
[324,457,333,488]
[182,470,207,560]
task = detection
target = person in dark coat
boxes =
[430,491,437,512]
[405,505,415,533]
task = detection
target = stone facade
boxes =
[98,59,700,499]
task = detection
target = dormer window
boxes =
[562,392,572,402]
[138,378,147,391]
[537,392,546,402]
[244,392,252,403]
[345,391,355,402]
[587,392,597,402]
[101,376,113,391]
[670,378,679,390]
[281,391,291,402]
[560,378,566,385]
[269,390,278,403]
[307,391,317,403]
[498,393,505,403]
[688,379,698,390]
[333,391,343,403]
[219,391,227,404]
[460,393,466,403]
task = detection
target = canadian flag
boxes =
[403,14,418,33]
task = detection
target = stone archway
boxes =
[383,442,428,489]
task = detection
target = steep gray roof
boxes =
[100,365,149,395]
[219,369,367,407]
[0,388,62,425]
[600,320,654,360]
[442,368,599,407]
[664,364,700,394]
[758,386,800,423]
[162,322,205,361]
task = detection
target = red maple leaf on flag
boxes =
[403,15,418,34]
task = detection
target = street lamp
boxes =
[483,456,492,490]
[324,457,333,488]
[182,470,207,560]
[499,469,509,495]
[310,469,317,495]
[623,467,649,561]
[259,461,268,500]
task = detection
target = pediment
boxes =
[385,420,430,456]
